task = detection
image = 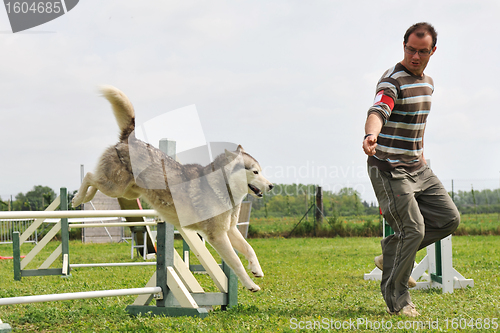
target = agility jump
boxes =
[364,219,473,293]
[0,188,239,318]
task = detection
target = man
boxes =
[362,22,460,317]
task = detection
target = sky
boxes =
[1,0,500,205]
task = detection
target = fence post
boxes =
[430,239,443,284]
[159,139,176,159]
[13,232,21,281]
[315,186,323,227]
[60,188,70,276]
[222,259,238,310]
[157,139,177,304]
[155,221,168,307]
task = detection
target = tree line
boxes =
[1,184,376,216]
[1,186,57,211]
[245,184,500,218]
[451,188,500,214]
[246,184,379,218]
[2,184,500,216]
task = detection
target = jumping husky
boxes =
[72,86,273,292]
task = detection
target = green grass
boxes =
[0,236,499,332]
[249,213,500,237]
[455,213,500,235]
[249,215,383,237]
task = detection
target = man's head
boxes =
[401,22,437,76]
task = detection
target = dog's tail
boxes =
[100,85,136,142]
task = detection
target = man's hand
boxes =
[363,113,384,156]
[363,134,377,156]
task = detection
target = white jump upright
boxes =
[10,189,70,280]
[410,235,473,292]
[0,318,12,333]
[364,219,473,293]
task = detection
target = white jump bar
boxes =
[0,287,162,305]
[69,222,158,228]
[70,262,157,268]
[0,210,158,219]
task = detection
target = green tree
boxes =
[13,186,56,211]
[250,185,368,217]
[0,198,7,211]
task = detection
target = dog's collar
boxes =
[211,161,237,209]
[221,170,236,208]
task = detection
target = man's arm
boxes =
[363,78,397,157]
[362,113,384,156]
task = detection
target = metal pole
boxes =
[0,287,161,306]
[451,179,454,202]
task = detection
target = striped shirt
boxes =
[367,62,434,172]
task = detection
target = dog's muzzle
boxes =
[248,184,263,197]
[248,184,274,197]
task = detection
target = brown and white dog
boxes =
[72,86,273,291]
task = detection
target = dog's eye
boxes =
[253,170,258,175]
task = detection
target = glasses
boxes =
[404,46,432,57]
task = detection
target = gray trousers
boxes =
[368,164,460,312]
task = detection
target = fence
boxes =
[0,216,157,246]
[0,219,38,245]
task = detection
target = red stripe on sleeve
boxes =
[373,91,395,110]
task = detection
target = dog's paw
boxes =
[248,284,261,292]
[252,270,264,278]
[248,262,264,278]
[71,196,82,207]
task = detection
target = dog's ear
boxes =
[225,149,240,161]
[236,145,245,153]
[224,149,245,176]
